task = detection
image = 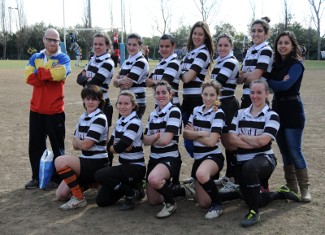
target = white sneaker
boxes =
[205,203,223,219]
[219,181,240,193]
[214,176,230,187]
[59,196,87,211]
[156,202,177,218]
[183,183,196,200]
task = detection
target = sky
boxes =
[7,0,320,38]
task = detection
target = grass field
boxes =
[0,59,324,234]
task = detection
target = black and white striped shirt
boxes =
[74,108,108,159]
[188,105,225,159]
[180,44,211,99]
[241,41,273,95]
[149,53,181,105]
[119,51,149,105]
[211,51,239,99]
[112,111,144,166]
[229,104,280,162]
[144,102,182,159]
[84,53,114,100]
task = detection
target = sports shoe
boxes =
[241,210,260,227]
[278,185,301,202]
[43,181,59,191]
[25,179,39,189]
[219,181,240,193]
[120,190,139,211]
[156,202,177,219]
[205,203,223,219]
[182,177,194,184]
[214,176,230,187]
[59,196,87,211]
[183,183,196,200]
[136,181,146,201]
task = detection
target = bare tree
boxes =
[283,0,293,29]
[15,0,28,59]
[193,0,220,24]
[307,0,324,60]
[249,0,256,23]
[0,0,8,59]
[155,0,172,35]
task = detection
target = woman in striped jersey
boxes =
[94,91,146,210]
[146,34,181,108]
[229,80,300,227]
[76,33,115,165]
[180,21,215,157]
[146,34,182,192]
[55,85,108,211]
[211,33,239,192]
[268,31,311,202]
[144,81,182,219]
[238,17,273,110]
[112,33,149,119]
[183,80,225,219]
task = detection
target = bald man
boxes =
[24,28,71,190]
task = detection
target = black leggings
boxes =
[237,154,276,213]
[95,164,146,207]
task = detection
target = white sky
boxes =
[7,0,320,38]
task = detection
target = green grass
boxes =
[0,59,323,71]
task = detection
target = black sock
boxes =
[156,182,175,204]
[200,179,221,205]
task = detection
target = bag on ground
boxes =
[39,149,54,189]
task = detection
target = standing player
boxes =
[268,31,311,202]
[24,28,71,190]
[76,33,115,165]
[95,91,146,210]
[112,33,149,119]
[238,17,273,109]
[211,33,240,192]
[180,21,214,157]
[55,85,108,210]
[144,81,182,219]
[183,81,225,219]
[146,34,181,108]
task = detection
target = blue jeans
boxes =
[276,127,307,169]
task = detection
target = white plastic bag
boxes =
[39,149,54,189]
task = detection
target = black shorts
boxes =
[220,96,239,133]
[146,157,182,182]
[191,154,224,180]
[79,157,108,188]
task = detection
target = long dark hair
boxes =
[187,21,214,60]
[273,31,302,63]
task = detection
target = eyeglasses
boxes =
[45,37,60,43]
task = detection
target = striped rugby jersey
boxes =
[84,53,114,100]
[211,51,239,99]
[112,111,144,166]
[229,104,280,162]
[149,53,181,105]
[145,102,182,159]
[180,44,211,99]
[188,105,225,160]
[241,41,273,95]
[119,51,149,105]
[74,108,108,159]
